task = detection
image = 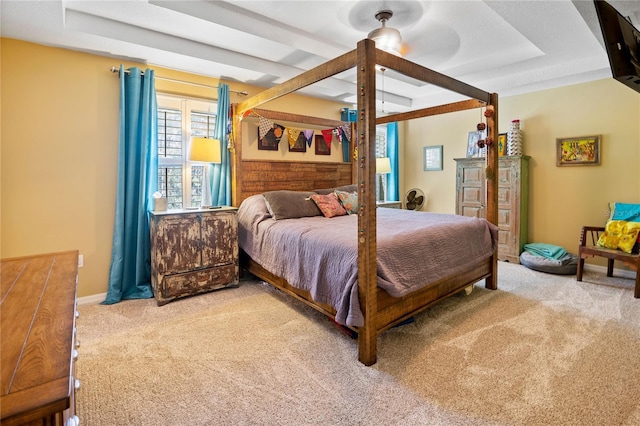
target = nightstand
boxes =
[150,207,239,305]
[377,201,402,209]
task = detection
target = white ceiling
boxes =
[2,0,639,112]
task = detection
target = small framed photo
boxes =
[258,125,284,151]
[498,133,507,156]
[424,145,443,171]
[315,134,331,155]
[556,135,601,166]
[466,131,484,158]
[289,133,307,153]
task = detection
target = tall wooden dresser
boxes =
[455,156,530,263]
[150,207,239,305]
[1,250,80,426]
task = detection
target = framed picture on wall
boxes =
[556,135,601,166]
[258,125,284,151]
[498,133,507,156]
[315,134,331,155]
[289,132,307,153]
[423,145,443,171]
[466,131,485,158]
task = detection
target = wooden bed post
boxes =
[231,39,500,366]
[485,92,499,290]
[356,39,378,366]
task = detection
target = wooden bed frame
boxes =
[231,39,499,365]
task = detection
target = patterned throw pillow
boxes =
[597,220,640,254]
[310,193,347,218]
[335,190,358,215]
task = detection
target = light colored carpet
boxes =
[76,262,640,425]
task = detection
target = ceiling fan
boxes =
[367,10,403,57]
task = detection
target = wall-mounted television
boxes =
[594,0,640,94]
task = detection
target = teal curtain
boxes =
[103,66,157,304]
[387,122,399,202]
[210,83,231,206]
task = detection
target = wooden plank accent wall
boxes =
[231,105,355,206]
[238,159,352,202]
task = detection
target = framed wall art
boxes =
[498,133,507,156]
[423,145,443,171]
[466,130,485,158]
[556,135,600,166]
[315,134,331,155]
[289,132,307,153]
[258,125,284,151]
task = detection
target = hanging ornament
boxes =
[477,122,486,131]
[485,136,494,147]
[484,108,494,117]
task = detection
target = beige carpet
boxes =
[76,262,640,425]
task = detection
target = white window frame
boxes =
[157,94,217,209]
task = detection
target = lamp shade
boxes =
[376,157,392,174]
[188,137,221,163]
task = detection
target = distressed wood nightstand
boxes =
[150,207,239,305]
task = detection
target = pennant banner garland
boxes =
[254,109,349,155]
[287,128,302,149]
[341,125,351,143]
[303,130,314,147]
[321,129,334,149]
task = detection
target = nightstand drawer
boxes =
[160,264,239,303]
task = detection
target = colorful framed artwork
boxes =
[466,131,484,158]
[315,134,330,155]
[423,145,443,171]
[556,135,601,166]
[498,133,507,156]
[258,125,284,151]
[289,132,307,153]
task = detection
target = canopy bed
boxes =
[231,39,499,365]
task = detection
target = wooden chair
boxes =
[577,226,640,298]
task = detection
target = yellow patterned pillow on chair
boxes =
[597,220,640,253]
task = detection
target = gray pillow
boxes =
[314,184,357,195]
[262,191,321,220]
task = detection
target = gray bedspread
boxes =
[237,194,498,327]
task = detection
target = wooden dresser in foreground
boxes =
[150,207,239,305]
[1,250,80,426]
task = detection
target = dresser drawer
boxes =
[159,264,239,303]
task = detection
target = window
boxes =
[157,95,217,209]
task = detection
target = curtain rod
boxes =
[109,66,248,96]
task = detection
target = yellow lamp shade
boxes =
[376,157,391,174]
[188,137,221,163]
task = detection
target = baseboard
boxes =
[583,263,636,279]
[78,292,106,306]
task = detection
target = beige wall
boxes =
[403,78,640,257]
[0,38,347,297]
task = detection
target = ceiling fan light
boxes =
[367,10,403,57]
